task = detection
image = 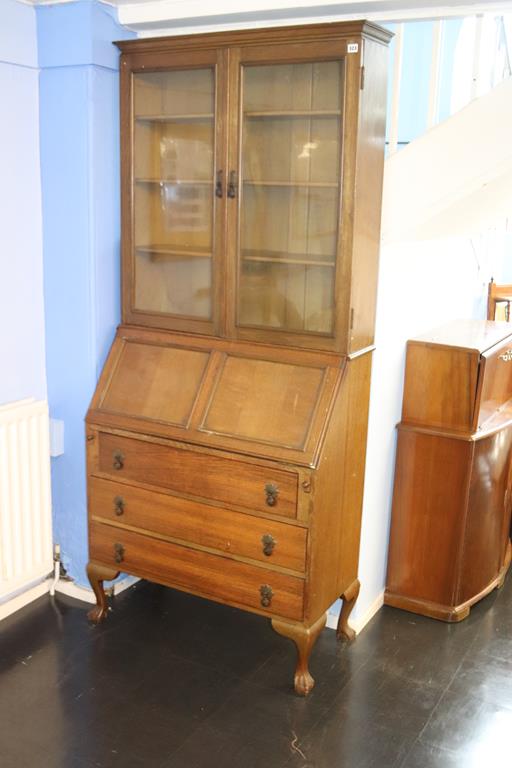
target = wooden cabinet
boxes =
[86,21,392,695]
[385,320,512,622]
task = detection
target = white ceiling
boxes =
[20,0,512,34]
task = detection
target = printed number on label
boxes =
[347,43,359,53]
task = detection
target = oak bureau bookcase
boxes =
[85,21,392,695]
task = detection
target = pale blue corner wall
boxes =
[385,18,463,147]
[38,0,134,584]
[0,0,46,407]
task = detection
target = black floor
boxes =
[2,577,512,768]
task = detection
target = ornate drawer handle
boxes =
[114,496,125,516]
[261,533,276,556]
[113,450,124,470]
[499,350,512,362]
[260,584,273,608]
[265,483,279,507]
[114,542,125,564]
[227,169,237,198]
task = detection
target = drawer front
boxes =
[479,339,512,427]
[96,433,298,518]
[89,477,307,572]
[89,521,304,621]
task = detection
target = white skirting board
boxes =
[0,578,51,622]
[326,590,385,635]
[0,575,140,621]
[53,575,140,604]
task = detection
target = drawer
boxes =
[95,433,298,518]
[89,476,307,572]
[478,339,512,427]
[89,521,304,621]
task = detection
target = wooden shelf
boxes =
[243,180,338,189]
[244,110,341,118]
[135,113,214,122]
[242,250,335,268]
[135,178,213,186]
[136,245,212,262]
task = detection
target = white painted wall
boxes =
[0,0,46,406]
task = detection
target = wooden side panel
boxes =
[349,39,389,353]
[386,429,471,608]
[305,351,372,622]
[95,432,298,518]
[89,476,307,572]
[401,342,479,433]
[458,427,512,603]
[90,521,304,621]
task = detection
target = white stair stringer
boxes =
[381,76,512,243]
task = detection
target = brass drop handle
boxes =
[215,169,223,198]
[114,496,125,516]
[227,170,237,198]
[114,542,125,564]
[265,483,278,507]
[113,450,124,470]
[261,533,276,556]
[260,584,273,608]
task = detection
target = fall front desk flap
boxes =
[87,328,345,467]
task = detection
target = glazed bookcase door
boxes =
[227,42,352,351]
[121,50,227,334]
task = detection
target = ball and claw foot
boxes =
[272,613,327,696]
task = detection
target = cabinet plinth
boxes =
[86,20,391,695]
[385,319,512,622]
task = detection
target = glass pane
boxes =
[133,69,215,319]
[238,61,343,335]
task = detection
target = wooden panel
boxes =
[89,521,304,620]
[89,476,307,572]
[478,337,512,428]
[202,355,324,449]
[385,429,471,607]
[348,39,389,353]
[95,432,298,518]
[100,340,209,426]
[305,351,372,621]
[458,428,512,603]
[401,342,479,433]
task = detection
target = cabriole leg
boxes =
[86,562,119,623]
[271,613,327,696]
[336,578,360,642]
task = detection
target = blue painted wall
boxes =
[386,18,464,147]
[0,0,46,407]
[38,0,134,583]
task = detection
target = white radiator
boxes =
[0,399,53,601]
